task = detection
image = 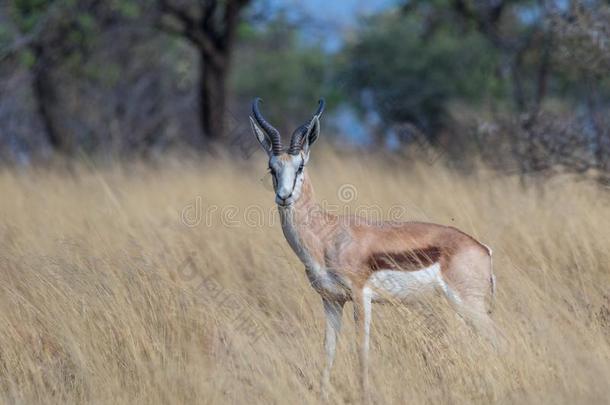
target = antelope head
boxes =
[250,98,324,207]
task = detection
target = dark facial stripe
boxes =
[368,247,441,271]
[289,167,300,195]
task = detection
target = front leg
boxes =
[353,287,373,404]
[321,298,345,402]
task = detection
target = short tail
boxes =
[488,273,496,314]
[483,244,495,315]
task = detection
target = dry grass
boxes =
[0,151,609,404]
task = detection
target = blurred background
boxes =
[2,3,610,403]
[0,0,609,180]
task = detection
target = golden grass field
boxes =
[0,151,609,404]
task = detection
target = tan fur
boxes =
[287,169,493,299]
[277,162,496,403]
[261,145,496,403]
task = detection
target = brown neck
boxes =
[278,171,330,269]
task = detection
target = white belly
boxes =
[366,262,445,302]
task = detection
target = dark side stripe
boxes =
[368,247,441,271]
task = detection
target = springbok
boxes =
[249,98,496,402]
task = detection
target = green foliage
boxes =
[342,11,503,134]
[231,17,343,131]
[18,48,36,68]
[110,0,141,18]
[550,3,610,102]
[6,0,142,54]
[1,0,608,169]
[11,0,54,32]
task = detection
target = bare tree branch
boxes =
[157,0,227,67]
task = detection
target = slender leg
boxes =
[460,299,501,349]
[446,290,501,348]
[353,287,373,404]
[321,298,345,402]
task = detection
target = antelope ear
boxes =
[250,116,272,155]
[302,116,320,155]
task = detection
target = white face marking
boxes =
[268,154,307,207]
[366,262,444,302]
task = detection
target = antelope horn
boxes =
[288,98,325,155]
[252,98,282,155]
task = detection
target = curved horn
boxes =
[288,98,325,155]
[313,98,325,117]
[252,98,282,155]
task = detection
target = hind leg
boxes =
[353,287,373,405]
[444,289,500,348]
[458,297,498,343]
[440,246,499,345]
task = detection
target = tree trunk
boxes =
[200,54,228,142]
[587,80,610,183]
[510,52,526,113]
[32,50,73,155]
